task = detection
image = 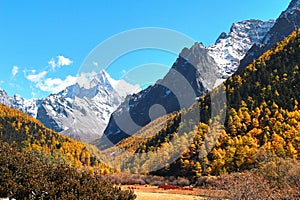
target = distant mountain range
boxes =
[0,71,139,143]
[1,0,300,147]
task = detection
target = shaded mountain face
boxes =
[0,71,139,143]
[97,19,275,148]
[240,0,300,69]
[99,43,218,147]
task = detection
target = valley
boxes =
[1,0,300,199]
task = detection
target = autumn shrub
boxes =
[102,173,190,186]
[202,159,300,200]
[285,161,300,188]
[0,141,136,200]
[176,177,190,186]
[254,156,295,188]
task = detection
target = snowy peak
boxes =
[216,32,227,43]
[98,70,141,98]
[93,70,115,93]
[0,88,10,106]
[241,0,300,68]
[0,88,38,118]
[69,70,115,99]
[36,70,140,143]
[70,70,140,100]
[208,19,275,78]
[229,20,275,46]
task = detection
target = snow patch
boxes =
[208,20,275,79]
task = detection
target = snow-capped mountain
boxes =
[0,71,140,143]
[97,0,300,147]
[241,0,300,69]
[36,71,140,143]
[208,19,275,79]
[96,19,275,148]
[0,88,12,106]
[0,88,39,118]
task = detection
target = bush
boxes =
[176,177,190,186]
[0,141,136,200]
[203,159,300,200]
[102,173,191,186]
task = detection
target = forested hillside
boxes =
[0,103,110,172]
[0,104,138,199]
[102,29,300,178]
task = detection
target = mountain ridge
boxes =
[240,0,300,70]
[208,19,274,78]
[97,28,300,176]
[99,19,275,147]
[0,70,139,143]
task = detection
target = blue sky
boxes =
[0,0,291,99]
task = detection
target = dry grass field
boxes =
[135,192,203,200]
[121,185,226,200]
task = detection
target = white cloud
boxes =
[48,59,56,70]
[76,71,102,88]
[36,75,77,94]
[25,71,48,83]
[48,55,73,71]
[57,55,73,66]
[93,61,98,67]
[12,65,19,77]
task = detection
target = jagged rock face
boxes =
[208,19,274,78]
[177,43,218,92]
[240,0,300,69]
[0,89,38,118]
[99,42,219,147]
[0,71,139,143]
[0,88,11,106]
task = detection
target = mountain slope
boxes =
[98,42,219,147]
[0,103,110,171]
[240,0,300,69]
[98,29,300,176]
[158,29,300,177]
[98,19,275,147]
